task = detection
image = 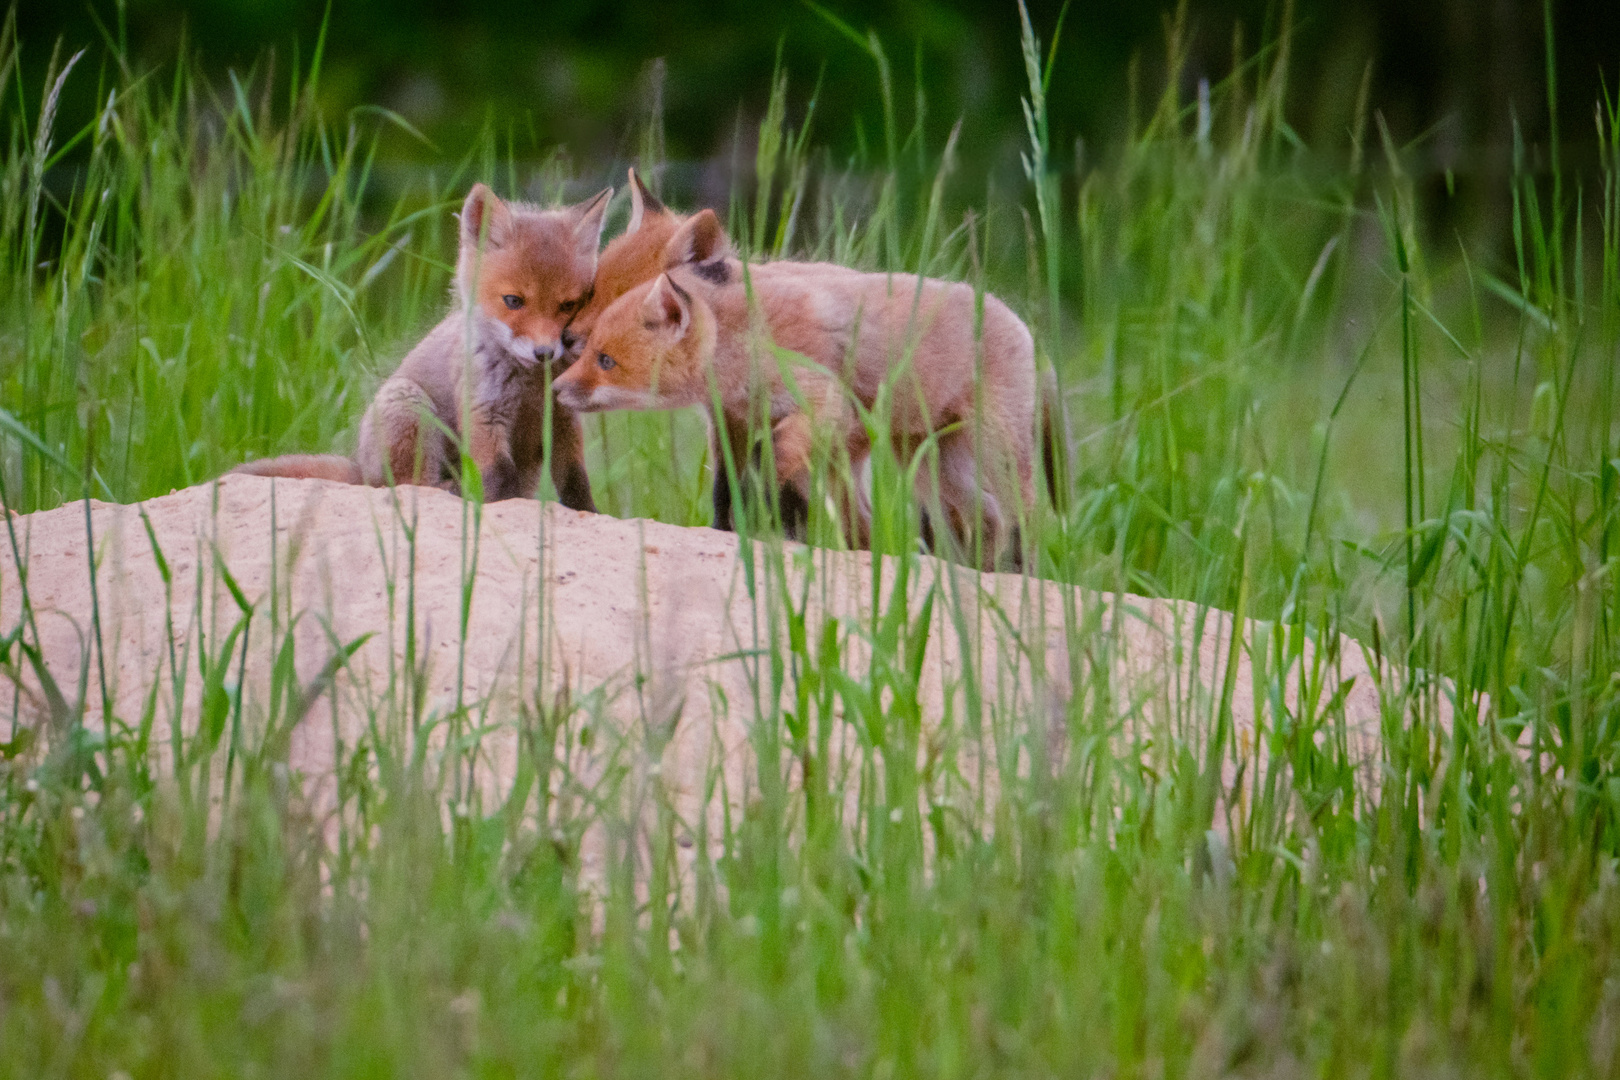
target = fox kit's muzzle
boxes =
[553,372,589,412]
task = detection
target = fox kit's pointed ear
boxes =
[572,187,613,265]
[460,183,512,248]
[664,208,727,270]
[643,274,691,338]
[626,166,666,235]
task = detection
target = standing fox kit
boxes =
[235,183,610,506]
[554,209,1048,557]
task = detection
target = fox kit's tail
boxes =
[1039,368,1069,514]
[231,454,363,485]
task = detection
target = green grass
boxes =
[2,6,1619,1078]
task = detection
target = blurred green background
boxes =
[18,1,1620,206]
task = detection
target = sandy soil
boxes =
[1,476,1441,875]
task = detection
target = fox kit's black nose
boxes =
[561,328,581,353]
[534,341,562,364]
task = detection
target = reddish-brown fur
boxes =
[554,209,1050,561]
[565,168,686,346]
[234,183,610,507]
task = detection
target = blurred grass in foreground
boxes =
[1,5,1619,1077]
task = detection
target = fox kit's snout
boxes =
[458,182,609,366]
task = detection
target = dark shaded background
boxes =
[15,1,1620,192]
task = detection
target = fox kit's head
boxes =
[563,168,687,352]
[554,208,729,414]
[456,183,611,367]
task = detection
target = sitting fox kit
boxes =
[553,209,1045,557]
[236,182,610,507]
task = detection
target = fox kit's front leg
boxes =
[463,343,541,501]
[708,413,748,533]
[772,367,865,545]
[465,389,592,506]
[465,406,527,501]
[705,409,811,537]
[547,403,595,513]
[768,411,814,539]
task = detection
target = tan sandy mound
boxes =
[2,476,1442,874]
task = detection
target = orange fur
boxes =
[554,209,1044,560]
[234,183,609,507]
[566,168,686,347]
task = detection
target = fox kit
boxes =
[235,183,610,507]
[560,167,794,525]
[554,209,1055,559]
[569,170,876,535]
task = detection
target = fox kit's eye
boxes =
[502,294,524,310]
[597,354,616,371]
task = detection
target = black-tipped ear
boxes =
[664,208,727,269]
[627,166,666,235]
[642,273,691,338]
[460,183,512,248]
[572,187,613,264]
